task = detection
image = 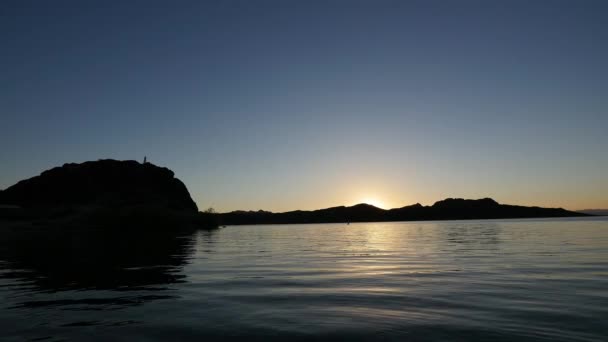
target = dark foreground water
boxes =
[1,217,607,341]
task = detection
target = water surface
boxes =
[1,217,607,341]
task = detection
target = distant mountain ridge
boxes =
[576,209,608,216]
[218,198,588,225]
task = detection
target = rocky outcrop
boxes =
[0,159,198,212]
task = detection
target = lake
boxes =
[1,217,607,341]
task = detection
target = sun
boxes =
[359,197,385,209]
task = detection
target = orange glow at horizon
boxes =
[358,197,386,209]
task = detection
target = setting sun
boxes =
[359,198,386,209]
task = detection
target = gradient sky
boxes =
[1,0,607,212]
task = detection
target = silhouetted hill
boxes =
[0,159,197,211]
[0,160,217,229]
[218,198,588,225]
[577,209,608,216]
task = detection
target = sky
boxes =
[1,0,607,212]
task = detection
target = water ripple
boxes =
[1,218,607,341]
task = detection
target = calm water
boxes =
[1,217,607,341]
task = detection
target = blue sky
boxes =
[1,0,607,211]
